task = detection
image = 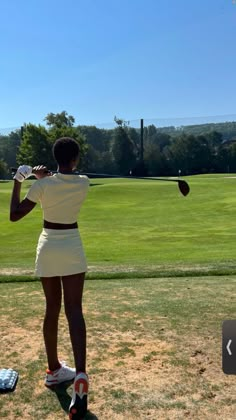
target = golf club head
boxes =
[178,180,190,196]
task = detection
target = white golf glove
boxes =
[13,165,33,182]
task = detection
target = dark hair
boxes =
[53,137,80,165]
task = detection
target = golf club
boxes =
[11,168,190,196]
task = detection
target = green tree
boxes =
[0,130,21,168]
[44,111,75,128]
[47,126,87,170]
[165,134,212,175]
[127,127,140,155]
[83,145,114,173]
[227,142,236,172]
[144,143,168,176]
[43,111,87,170]
[0,159,8,179]
[111,122,136,175]
[0,135,9,161]
[205,131,223,158]
[114,116,130,127]
[17,124,52,167]
[79,125,111,153]
[82,144,101,172]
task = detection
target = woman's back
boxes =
[26,173,89,223]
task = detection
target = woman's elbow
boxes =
[10,212,20,222]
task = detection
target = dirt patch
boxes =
[0,268,34,275]
[2,321,236,419]
[1,262,236,276]
[2,294,236,419]
[85,325,176,419]
[1,316,43,363]
[83,323,236,419]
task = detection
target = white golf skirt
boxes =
[35,228,87,277]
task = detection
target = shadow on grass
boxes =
[90,183,104,187]
[49,381,99,419]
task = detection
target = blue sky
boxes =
[0,0,236,129]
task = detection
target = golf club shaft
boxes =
[11,168,184,183]
[11,168,190,196]
[83,172,182,183]
[82,173,190,196]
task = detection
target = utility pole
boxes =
[131,119,145,176]
[140,118,144,163]
[20,126,24,141]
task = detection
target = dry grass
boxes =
[1,277,236,419]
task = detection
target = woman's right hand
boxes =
[13,165,32,182]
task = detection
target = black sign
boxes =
[222,320,236,374]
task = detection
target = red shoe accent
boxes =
[74,377,88,398]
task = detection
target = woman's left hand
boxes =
[32,166,51,179]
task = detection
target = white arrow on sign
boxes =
[227,339,232,356]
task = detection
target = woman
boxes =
[10,137,89,420]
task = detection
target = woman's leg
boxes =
[41,276,62,371]
[61,273,86,373]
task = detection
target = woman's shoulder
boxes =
[35,174,90,187]
[78,175,89,181]
[77,175,90,185]
[36,175,57,184]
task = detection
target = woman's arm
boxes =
[10,165,49,222]
[10,180,36,221]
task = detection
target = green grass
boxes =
[1,175,236,278]
[1,276,236,419]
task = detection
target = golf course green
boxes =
[1,174,236,279]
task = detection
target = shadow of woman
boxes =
[49,381,99,419]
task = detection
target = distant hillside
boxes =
[156,121,236,141]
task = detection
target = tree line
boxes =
[1,111,236,179]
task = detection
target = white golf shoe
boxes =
[69,372,89,419]
[45,361,76,387]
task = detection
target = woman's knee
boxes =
[64,300,83,314]
[45,301,61,316]
[63,298,86,336]
[62,273,85,304]
[41,276,62,315]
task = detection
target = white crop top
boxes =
[26,173,90,223]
